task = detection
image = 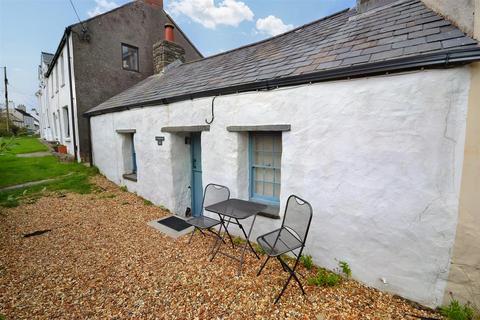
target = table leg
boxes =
[211,216,232,261]
[237,213,259,276]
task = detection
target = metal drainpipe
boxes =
[88,116,93,167]
[66,29,78,162]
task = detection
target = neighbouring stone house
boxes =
[85,0,480,308]
[36,0,202,161]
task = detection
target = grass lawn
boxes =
[1,136,48,154]
[0,136,97,207]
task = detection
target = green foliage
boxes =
[120,186,128,192]
[8,137,47,154]
[0,166,97,208]
[253,243,266,255]
[300,254,314,270]
[307,269,342,287]
[232,236,246,246]
[339,260,352,278]
[0,137,16,154]
[143,199,153,206]
[0,154,88,188]
[439,299,478,320]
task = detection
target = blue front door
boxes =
[191,133,203,217]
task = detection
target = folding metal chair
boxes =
[256,195,313,304]
[186,183,233,247]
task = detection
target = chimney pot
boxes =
[165,23,175,42]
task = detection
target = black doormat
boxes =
[158,216,191,232]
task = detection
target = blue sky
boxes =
[0,0,355,111]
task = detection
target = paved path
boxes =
[16,151,51,158]
[0,173,73,192]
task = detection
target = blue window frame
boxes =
[131,133,137,174]
[249,132,282,205]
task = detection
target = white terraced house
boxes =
[85,0,480,308]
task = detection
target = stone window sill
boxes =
[257,204,281,219]
[123,173,137,182]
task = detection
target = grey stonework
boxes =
[62,1,201,162]
[153,40,186,74]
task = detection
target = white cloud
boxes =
[87,0,119,18]
[168,0,254,29]
[256,15,293,37]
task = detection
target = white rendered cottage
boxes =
[85,0,480,308]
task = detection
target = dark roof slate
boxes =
[86,0,480,115]
[41,52,54,66]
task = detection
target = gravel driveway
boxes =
[0,176,441,319]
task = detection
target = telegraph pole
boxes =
[3,66,10,133]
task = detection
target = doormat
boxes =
[157,216,191,232]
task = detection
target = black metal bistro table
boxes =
[206,199,267,276]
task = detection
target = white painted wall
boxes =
[38,37,76,156]
[90,67,471,307]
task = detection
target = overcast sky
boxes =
[0,0,355,112]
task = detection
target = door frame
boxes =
[190,132,203,217]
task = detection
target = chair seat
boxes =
[257,228,303,257]
[187,216,220,229]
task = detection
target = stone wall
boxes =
[90,67,472,307]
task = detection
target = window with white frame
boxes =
[55,65,59,91]
[121,44,139,71]
[62,106,70,138]
[60,53,65,86]
[249,132,282,205]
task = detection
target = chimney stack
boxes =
[153,23,185,74]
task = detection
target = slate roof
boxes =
[41,52,54,66]
[86,0,480,116]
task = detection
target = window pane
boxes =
[264,183,274,197]
[273,153,281,168]
[255,181,263,195]
[262,153,273,167]
[122,44,138,71]
[264,168,274,182]
[274,183,281,198]
[250,132,282,203]
[254,167,264,181]
[274,169,281,183]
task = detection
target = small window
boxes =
[60,53,65,86]
[119,131,137,181]
[122,44,139,71]
[62,106,70,138]
[249,132,282,205]
[55,66,59,91]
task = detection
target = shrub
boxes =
[143,199,153,206]
[439,299,477,320]
[307,269,342,287]
[300,254,313,270]
[339,260,352,278]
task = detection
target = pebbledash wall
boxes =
[90,66,471,307]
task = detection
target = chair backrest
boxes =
[282,195,313,244]
[201,183,230,216]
